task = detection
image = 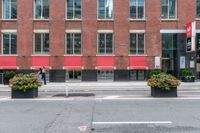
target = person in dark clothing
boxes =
[42,66,46,85]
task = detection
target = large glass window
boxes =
[35,0,49,19]
[98,0,113,19]
[66,70,81,81]
[66,33,81,55]
[67,0,82,19]
[162,33,178,75]
[197,0,200,18]
[98,33,113,55]
[3,0,17,19]
[130,70,146,80]
[98,70,113,81]
[2,33,17,55]
[161,0,176,19]
[130,0,145,19]
[130,33,145,55]
[34,33,49,55]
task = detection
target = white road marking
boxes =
[103,96,120,99]
[93,121,172,125]
[95,97,200,100]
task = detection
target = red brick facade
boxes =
[0,0,198,70]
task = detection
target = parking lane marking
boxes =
[93,121,172,125]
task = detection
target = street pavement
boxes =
[1,82,200,133]
[0,98,200,133]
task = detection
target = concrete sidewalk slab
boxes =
[1,81,200,92]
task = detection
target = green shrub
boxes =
[180,69,194,79]
[148,69,162,79]
[4,71,16,79]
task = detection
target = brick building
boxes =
[0,0,200,82]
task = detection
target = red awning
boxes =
[0,56,18,70]
[96,56,115,70]
[129,56,147,70]
[64,56,82,70]
[31,56,50,70]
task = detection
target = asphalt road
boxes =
[0,94,200,133]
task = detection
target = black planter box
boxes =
[12,88,38,98]
[181,77,195,82]
[151,87,177,97]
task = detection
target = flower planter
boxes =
[151,87,177,97]
[11,88,38,98]
[181,77,195,82]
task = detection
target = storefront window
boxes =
[66,70,81,81]
[98,70,113,81]
[130,70,146,80]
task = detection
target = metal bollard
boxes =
[66,84,69,97]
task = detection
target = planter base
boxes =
[12,89,38,98]
[151,87,177,97]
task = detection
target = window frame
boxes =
[97,31,114,55]
[129,0,145,20]
[197,0,200,18]
[97,0,114,20]
[66,0,82,20]
[65,31,82,55]
[34,0,49,20]
[33,31,50,55]
[129,31,146,55]
[161,0,177,20]
[2,0,17,20]
[1,31,17,55]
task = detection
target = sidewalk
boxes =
[1,81,200,92]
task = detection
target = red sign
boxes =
[186,22,192,38]
[32,56,50,69]
[0,56,18,70]
[129,56,147,70]
[96,56,114,70]
[64,56,82,70]
[186,21,196,52]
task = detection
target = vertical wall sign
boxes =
[180,56,185,69]
[186,21,196,52]
[155,56,161,69]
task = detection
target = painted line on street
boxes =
[93,121,172,125]
[95,97,200,100]
[103,96,120,99]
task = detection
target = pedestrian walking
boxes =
[42,66,46,85]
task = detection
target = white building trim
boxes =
[160,29,186,33]
[33,29,49,33]
[1,29,17,33]
[129,30,145,33]
[98,30,114,33]
[65,29,82,33]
